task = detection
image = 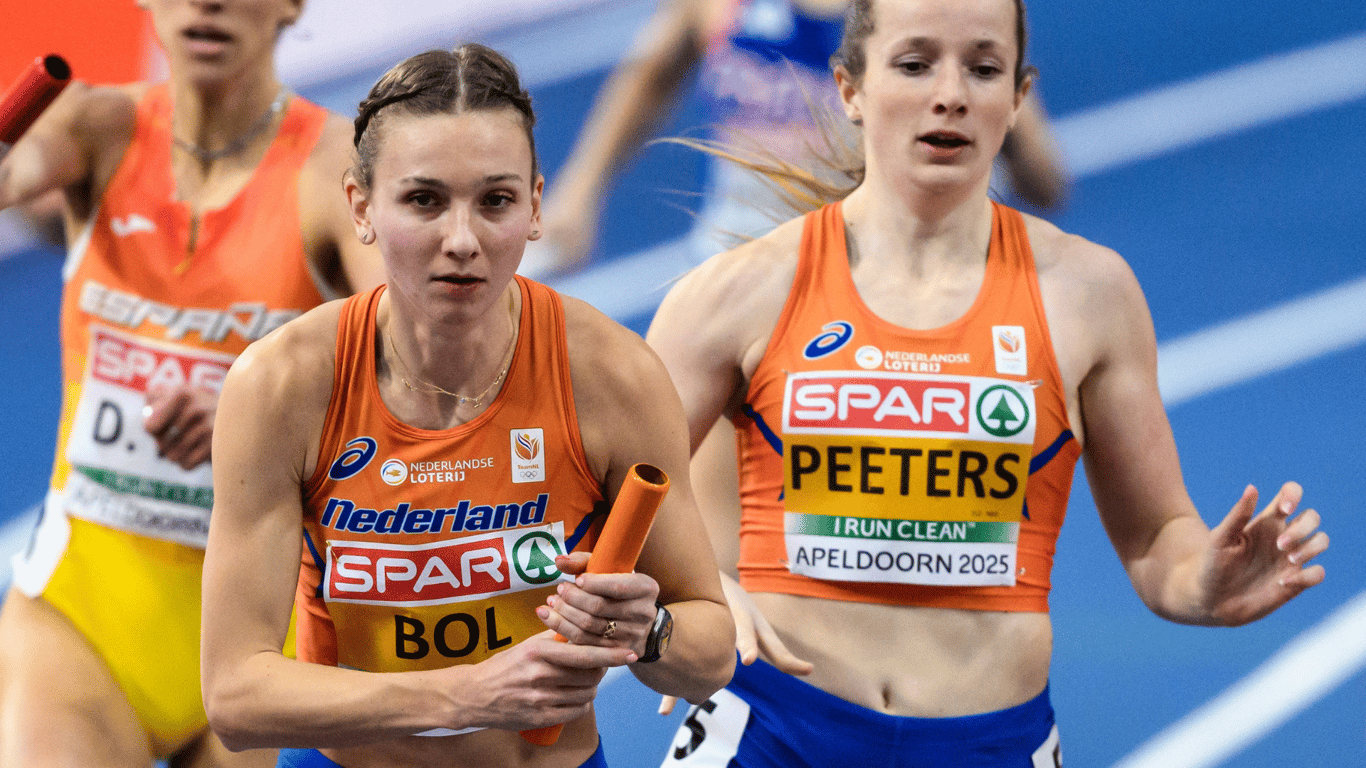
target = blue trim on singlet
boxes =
[743,404,784,457]
[566,500,610,553]
[1019,430,1076,522]
[742,404,787,501]
[730,0,844,72]
[302,527,326,598]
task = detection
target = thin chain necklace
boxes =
[385,304,518,408]
[173,86,289,162]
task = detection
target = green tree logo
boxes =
[512,531,563,584]
[976,385,1030,437]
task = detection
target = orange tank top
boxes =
[736,201,1080,613]
[296,280,605,675]
[51,84,329,548]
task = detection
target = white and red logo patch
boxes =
[784,372,971,435]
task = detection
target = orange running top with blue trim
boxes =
[735,201,1080,613]
[295,280,605,673]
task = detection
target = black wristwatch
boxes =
[638,601,673,663]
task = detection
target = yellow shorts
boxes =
[12,504,294,756]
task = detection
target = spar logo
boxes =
[802,321,854,359]
[975,385,1029,437]
[380,459,408,486]
[785,373,971,434]
[326,528,559,606]
[510,428,545,484]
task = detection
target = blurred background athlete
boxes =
[0,0,381,765]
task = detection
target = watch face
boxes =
[658,612,674,654]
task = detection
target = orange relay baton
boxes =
[0,55,71,152]
[520,463,670,746]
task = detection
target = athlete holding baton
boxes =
[200,44,734,768]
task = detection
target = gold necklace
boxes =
[384,312,517,408]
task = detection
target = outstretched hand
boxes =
[1200,482,1328,626]
[658,572,811,715]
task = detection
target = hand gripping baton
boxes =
[0,55,72,158]
[520,463,671,746]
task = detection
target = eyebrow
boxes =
[397,173,525,188]
[899,36,1005,52]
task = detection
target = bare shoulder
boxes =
[1023,212,1145,314]
[652,214,805,357]
[227,299,346,419]
[561,294,666,401]
[304,112,357,173]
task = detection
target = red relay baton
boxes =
[520,463,671,746]
[0,55,72,150]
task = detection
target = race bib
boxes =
[324,522,573,672]
[781,371,1035,587]
[62,325,233,547]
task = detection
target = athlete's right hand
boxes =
[658,573,812,715]
[449,629,633,731]
[143,384,218,470]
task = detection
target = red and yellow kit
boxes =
[735,201,1081,613]
[11,84,331,752]
[297,280,604,684]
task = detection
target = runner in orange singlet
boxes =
[646,0,1329,764]
[0,2,381,765]
[200,45,734,768]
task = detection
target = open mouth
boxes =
[920,132,970,149]
[436,275,482,286]
[184,25,233,44]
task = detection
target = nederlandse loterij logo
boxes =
[855,345,883,370]
[976,384,1029,437]
[510,428,545,483]
[380,458,408,486]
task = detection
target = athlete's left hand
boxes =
[1198,482,1328,626]
[143,384,217,470]
[538,552,660,659]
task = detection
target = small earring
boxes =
[530,230,540,237]
[852,117,863,126]
[360,230,375,245]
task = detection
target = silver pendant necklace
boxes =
[173,87,289,162]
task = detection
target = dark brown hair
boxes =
[351,44,538,190]
[832,0,1033,89]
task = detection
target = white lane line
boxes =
[1158,273,1366,407]
[1058,30,1366,177]
[1111,590,1366,768]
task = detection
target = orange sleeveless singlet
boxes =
[49,83,329,548]
[296,279,605,675]
[735,201,1080,613]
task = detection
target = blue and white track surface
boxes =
[0,1,1362,764]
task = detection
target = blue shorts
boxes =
[277,737,608,767]
[662,657,1061,767]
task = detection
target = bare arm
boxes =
[1073,245,1326,626]
[560,300,736,704]
[645,230,814,680]
[0,81,131,214]
[535,0,709,270]
[202,310,634,750]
